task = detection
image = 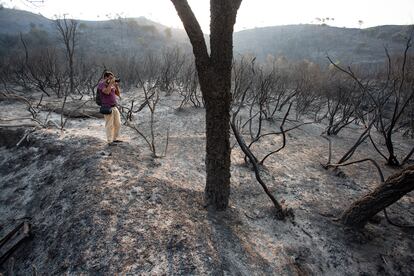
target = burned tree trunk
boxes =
[171,0,242,210]
[204,86,232,209]
[340,165,414,228]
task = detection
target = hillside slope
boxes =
[234,24,413,64]
[0,8,189,56]
[0,7,53,34]
[0,91,413,274]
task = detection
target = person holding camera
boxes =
[98,71,122,145]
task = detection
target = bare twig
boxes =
[383,208,414,229]
[16,128,37,147]
[327,158,384,183]
[402,146,414,165]
[259,102,292,165]
[231,120,286,220]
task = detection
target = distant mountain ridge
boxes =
[0,7,174,35]
[0,7,412,65]
[0,7,54,34]
[0,7,189,56]
[233,24,413,65]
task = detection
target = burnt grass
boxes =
[1,107,414,275]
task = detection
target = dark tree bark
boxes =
[171,0,242,210]
[340,165,414,228]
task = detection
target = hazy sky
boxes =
[3,0,414,32]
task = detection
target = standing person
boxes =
[98,71,122,145]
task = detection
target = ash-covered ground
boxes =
[1,90,413,275]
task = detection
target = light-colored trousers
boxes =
[104,106,121,143]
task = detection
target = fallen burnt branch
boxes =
[231,120,287,220]
[42,99,101,119]
[339,165,414,229]
[0,221,31,265]
[59,99,98,129]
[325,142,414,229]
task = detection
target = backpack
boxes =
[95,86,102,106]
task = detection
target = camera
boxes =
[106,77,121,84]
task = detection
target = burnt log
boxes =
[340,165,414,228]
